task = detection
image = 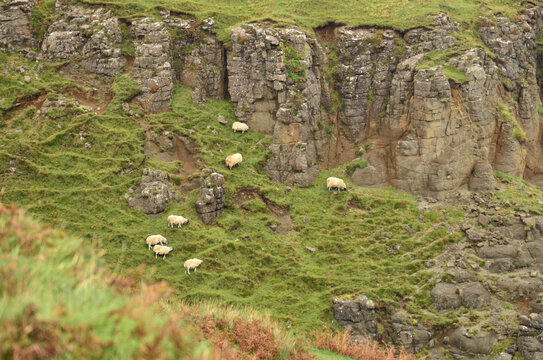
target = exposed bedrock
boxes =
[3,2,543,194]
[227,24,327,186]
[0,0,36,51]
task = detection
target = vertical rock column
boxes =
[195,169,225,224]
[227,24,326,187]
[0,0,36,51]
[131,18,173,113]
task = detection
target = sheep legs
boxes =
[163,254,166,259]
[155,253,158,258]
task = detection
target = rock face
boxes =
[125,169,179,215]
[41,4,125,78]
[333,295,377,340]
[227,24,326,186]
[167,15,226,100]
[0,0,35,51]
[195,169,225,224]
[333,296,433,352]
[319,11,543,199]
[131,18,173,113]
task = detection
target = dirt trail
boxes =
[233,187,294,235]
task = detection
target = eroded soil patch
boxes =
[233,187,294,235]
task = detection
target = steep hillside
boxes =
[2,0,543,358]
[0,203,320,359]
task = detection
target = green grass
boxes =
[47,0,522,44]
[0,204,211,358]
[0,53,73,116]
[2,53,464,335]
[494,171,543,215]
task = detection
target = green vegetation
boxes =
[345,158,368,176]
[441,65,468,84]
[0,204,315,358]
[0,53,465,335]
[497,103,526,142]
[494,171,543,215]
[0,204,209,358]
[0,53,72,116]
[282,44,306,84]
[107,75,141,113]
[59,0,522,43]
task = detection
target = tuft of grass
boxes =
[442,65,468,84]
[345,158,368,176]
[497,103,526,142]
[107,74,141,113]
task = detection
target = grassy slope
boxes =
[0,202,321,359]
[66,0,522,43]
[1,52,465,334]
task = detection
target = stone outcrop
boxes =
[195,169,225,224]
[130,18,173,113]
[227,24,326,186]
[0,0,35,51]
[333,296,433,353]
[333,295,377,340]
[41,4,125,78]
[125,168,179,215]
[167,15,226,99]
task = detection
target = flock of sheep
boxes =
[145,216,203,274]
[143,121,348,275]
[226,122,349,193]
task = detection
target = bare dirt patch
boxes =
[233,187,294,235]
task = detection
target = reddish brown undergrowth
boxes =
[313,329,418,360]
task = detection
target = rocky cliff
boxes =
[2,1,541,198]
[2,1,543,357]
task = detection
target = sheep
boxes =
[225,153,242,169]
[232,121,249,133]
[146,235,168,250]
[184,258,203,274]
[326,177,347,191]
[153,245,173,259]
[168,215,189,228]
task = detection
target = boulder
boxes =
[449,327,497,355]
[469,162,497,192]
[195,169,225,224]
[332,295,377,340]
[430,283,461,310]
[459,282,491,309]
[125,169,179,215]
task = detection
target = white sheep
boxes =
[232,121,249,133]
[146,235,168,250]
[326,177,347,191]
[184,258,203,274]
[225,153,242,169]
[168,215,189,228]
[153,244,173,259]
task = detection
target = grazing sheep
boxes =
[326,177,347,191]
[232,121,249,133]
[153,245,173,259]
[168,215,189,228]
[146,235,168,250]
[225,153,242,169]
[184,258,203,274]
